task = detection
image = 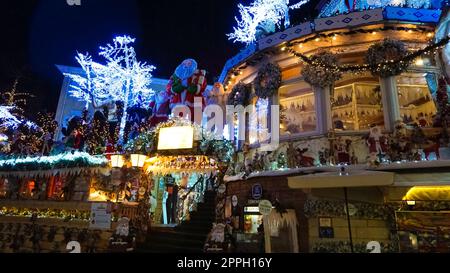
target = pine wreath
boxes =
[227,82,252,106]
[254,63,282,99]
[301,51,342,88]
[365,39,409,77]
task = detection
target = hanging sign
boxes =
[157,126,194,150]
[258,200,273,216]
[218,184,227,194]
[252,184,263,200]
[89,202,112,230]
[232,195,238,207]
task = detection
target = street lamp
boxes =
[131,154,148,168]
[110,154,125,168]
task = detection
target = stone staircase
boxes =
[137,191,216,253]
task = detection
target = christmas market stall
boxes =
[217,0,450,253]
[0,151,152,253]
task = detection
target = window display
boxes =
[280,82,317,136]
[332,81,383,131]
[249,98,270,144]
[397,73,437,127]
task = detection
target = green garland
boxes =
[301,51,342,88]
[287,35,450,75]
[254,63,282,99]
[0,207,91,222]
[0,152,108,172]
[312,241,398,253]
[304,199,394,219]
[365,39,409,77]
[227,82,252,106]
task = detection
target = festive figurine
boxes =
[205,82,226,105]
[166,59,207,121]
[41,131,53,156]
[295,147,315,167]
[335,138,352,165]
[149,90,171,127]
[366,125,388,163]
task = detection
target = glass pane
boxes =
[332,81,383,131]
[249,98,269,144]
[280,91,317,135]
[397,73,437,127]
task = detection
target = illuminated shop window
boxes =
[396,73,437,127]
[332,77,383,131]
[249,98,269,144]
[279,82,317,136]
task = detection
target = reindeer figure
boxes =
[295,147,315,167]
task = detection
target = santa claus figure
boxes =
[366,125,388,161]
[167,59,207,121]
[149,90,171,127]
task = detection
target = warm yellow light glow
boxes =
[281,46,286,51]
[298,44,303,48]
[427,32,434,37]
[239,71,243,75]
[371,31,377,35]
[110,154,125,168]
[89,188,109,202]
[332,35,337,41]
[157,126,194,150]
[131,154,148,168]
[404,186,450,201]
[408,30,413,34]
[406,200,416,206]
[415,58,424,66]
[315,38,320,42]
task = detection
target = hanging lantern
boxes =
[131,154,148,168]
[110,154,125,168]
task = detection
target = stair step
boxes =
[147,236,205,248]
[138,242,203,253]
[149,230,207,241]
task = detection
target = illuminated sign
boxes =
[157,126,194,150]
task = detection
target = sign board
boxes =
[319,217,334,238]
[258,200,273,216]
[218,184,227,194]
[89,203,112,230]
[252,184,263,200]
[157,126,194,150]
[232,195,238,207]
[344,203,358,216]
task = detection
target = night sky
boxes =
[0,0,320,119]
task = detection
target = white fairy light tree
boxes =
[65,35,156,144]
[228,0,309,45]
[0,106,22,131]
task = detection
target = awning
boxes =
[394,172,450,187]
[287,171,395,189]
